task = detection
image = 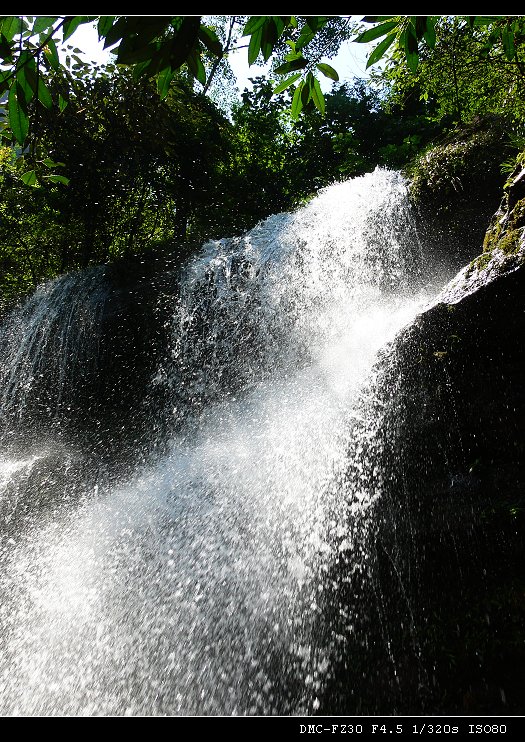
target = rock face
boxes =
[409,118,511,273]
[350,158,525,713]
[0,255,178,469]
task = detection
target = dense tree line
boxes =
[2,15,525,310]
[0,61,442,310]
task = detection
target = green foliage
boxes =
[225,75,442,227]
[1,14,525,155]
[365,16,525,126]
[0,142,67,309]
[357,15,525,74]
[227,77,301,228]
[316,63,339,82]
[263,16,353,115]
[3,14,525,312]
[0,67,236,307]
[3,64,445,310]
[0,15,226,156]
[358,16,439,73]
[0,15,356,152]
[0,51,456,310]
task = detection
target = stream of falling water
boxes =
[0,170,444,715]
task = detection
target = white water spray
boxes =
[0,170,445,715]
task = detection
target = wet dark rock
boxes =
[0,254,183,473]
[409,117,512,273]
[332,159,525,714]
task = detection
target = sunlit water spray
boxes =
[0,170,443,715]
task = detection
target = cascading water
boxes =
[0,169,449,715]
[0,268,108,426]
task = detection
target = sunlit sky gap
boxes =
[68,17,374,97]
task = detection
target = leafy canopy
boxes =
[0,15,347,149]
[1,15,524,155]
[367,16,525,126]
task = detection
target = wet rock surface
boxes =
[338,163,525,714]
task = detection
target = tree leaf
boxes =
[243,16,267,36]
[366,32,396,68]
[248,26,262,65]
[165,18,201,70]
[32,16,57,35]
[58,93,68,112]
[97,16,115,39]
[406,50,419,73]
[44,37,60,70]
[316,62,339,81]
[44,174,70,185]
[274,58,307,75]
[272,16,288,39]
[473,16,500,27]
[117,40,158,65]
[502,27,516,61]
[261,18,278,62]
[273,72,302,94]
[14,72,34,101]
[132,60,151,80]
[21,169,38,186]
[63,16,89,43]
[8,83,29,144]
[405,23,419,54]
[301,75,312,105]
[357,20,399,44]
[102,16,129,49]
[37,78,53,109]
[1,16,21,43]
[401,26,419,72]
[362,16,395,23]
[423,17,436,48]
[114,18,174,64]
[0,35,14,63]
[295,28,315,51]
[310,76,325,115]
[198,26,223,57]
[157,66,173,99]
[42,158,65,168]
[291,81,304,119]
[15,66,35,104]
[305,17,328,33]
[187,49,206,86]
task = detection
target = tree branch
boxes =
[203,16,237,95]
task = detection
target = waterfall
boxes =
[0,169,448,715]
[0,268,108,423]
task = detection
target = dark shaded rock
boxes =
[0,253,183,473]
[321,156,525,715]
[408,118,513,272]
[373,256,525,713]
[362,162,525,714]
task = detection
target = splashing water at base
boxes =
[0,170,444,715]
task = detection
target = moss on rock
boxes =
[406,117,514,270]
[408,117,510,209]
[499,227,523,255]
[476,154,525,268]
